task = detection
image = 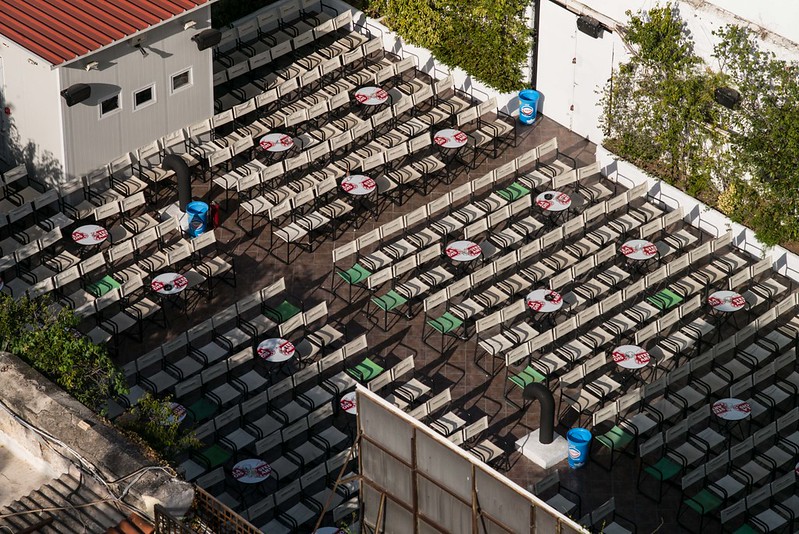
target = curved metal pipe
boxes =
[162,154,191,211]
[523,383,555,444]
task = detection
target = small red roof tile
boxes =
[0,0,212,66]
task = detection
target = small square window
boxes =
[99,94,120,118]
[171,69,192,93]
[133,85,155,111]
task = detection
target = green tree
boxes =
[116,394,200,462]
[0,294,125,411]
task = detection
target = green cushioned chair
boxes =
[593,425,635,470]
[424,312,466,353]
[647,288,684,310]
[197,443,232,469]
[264,299,302,323]
[346,358,384,383]
[639,456,682,502]
[86,275,122,297]
[187,397,218,423]
[497,182,531,202]
[370,290,408,330]
[333,264,372,303]
[683,489,723,516]
[504,365,546,409]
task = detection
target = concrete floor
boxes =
[0,438,61,507]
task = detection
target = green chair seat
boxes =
[644,456,682,481]
[497,182,531,202]
[347,358,384,382]
[337,264,372,285]
[508,366,545,389]
[371,290,407,312]
[596,425,634,450]
[732,524,758,534]
[86,275,121,297]
[427,312,463,334]
[264,299,302,322]
[684,489,723,515]
[647,288,683,310]
[187,398,218,422]
[198,443,231,469]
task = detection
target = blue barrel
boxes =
[518,89,541,125]
[566,428,592,468]
[186,201,209,238]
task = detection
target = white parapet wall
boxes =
[596,144,799,284]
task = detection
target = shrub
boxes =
[116,394,200,461]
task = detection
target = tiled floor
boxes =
[116,115,711,533]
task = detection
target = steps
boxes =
[0,471,129,533]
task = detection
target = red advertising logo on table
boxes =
[257,346,273,359]
[708,296,722,307]
[375,89,389,101]
[259,139,274,150]
[93,228,108,241]
[362,178,376,190]
[731,295,746,308]
[171,404,187,420]
[712,402,729,416]
[434,136,448,146]
[536,199,552,210]
[174,275,188,289]
[612,351,626,363]
[620,245,634,256]
[355,92,369,103]
[635,351,650,364]
[340,398,356,412]
[279,135,293,147]
[72,230,88,242]
[279,341,295,355]
[233,463,272,480]
[735,402,751,413]
[445,247,459,258]
[341,181,356,192]
[467,244,481,256]
[643,243,658,256]
[527,300,544,311]
[453,131,467,143]
[556,192,571,204]
[547,291,562,304]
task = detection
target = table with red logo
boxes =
[151,273,189,295]
[232,458,273,484]
[341,174,378,224]
[708,291,746,313]
[257,338,295,363]
[713,398,751,421]
[166,402,188,425]
[535,191,572,212]
[259,133,295,153]
[354,86,390,106]
[433,128,471,167]
[72,224,108,246]
[340,391,358,415]
[612,345,651,370]
[445,240,482,262]
[525,289,563,313]
[620,239,658,261]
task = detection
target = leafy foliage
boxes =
[116,394,200,462]
[602,6,799,246]
[370,0,531,92]
[0,294,125,411]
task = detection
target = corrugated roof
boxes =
[0,0,212,66]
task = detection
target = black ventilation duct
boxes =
[577,15,603,39]
[523,383,555,444]
[60,84,91,107]
[714,87,741,110]
[192,29,222,51]
[162,154,191,211]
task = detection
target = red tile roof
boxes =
[0,0,213,66]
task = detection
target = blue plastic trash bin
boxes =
[518,89,541,125]
[566,427,592,469]
[186,201,209,238]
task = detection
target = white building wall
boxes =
[59,6,214,181]
[0,38,64,186]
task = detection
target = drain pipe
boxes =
[523,383,555,444]
[162,154,191,211]
[530,0,542,88]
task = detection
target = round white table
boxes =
[708,290,746,313]
[166,402,187,425]
[151,273,188,295]
[525,289,563,313]
[535,191,571,212]
[445,240,482,262]
[433,128,468,149]
[257,338,295,362]
[712,398,751,421]
[72,224,108,246]
[259,133,294,152]
[341,174,377,196]
[232,459,272,483]
[354,86,389,106]
[340,391,358,415]
[620,239,658,261]
[612,345,651,369]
